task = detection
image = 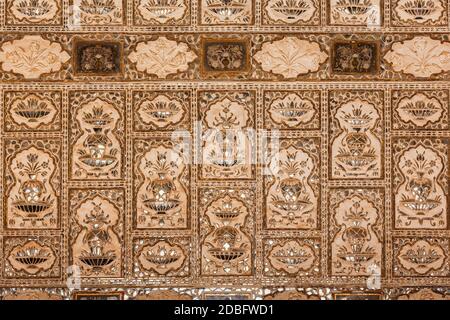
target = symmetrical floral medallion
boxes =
[133,0,190,25]
[133,139,190,229]
[328,0,383,26]
[199,188,254,276]
[200,38,250,77]
[384,36,450,78]
[392,90,449,130]
[0,35,70,80]
[6,0,62,25]
[263,238,321,277]
[3,91,62,132]
[391,0,448,26]
[262,0,319,25]
[69,189,124,278]
[199,0,254,25]
[198,91,255,180]
[2,237,60,278]
[3,139,61,229]
[331,41,379,75]
[392,138,448,229]
[128,36,197,79]
[133,90,191,132]
[329,188,383,276]
[263,90,321,130]
[70,0,126,26]
[329,91,384,180]
[254,36,328,79]
[69,91,125,180]
[393,237,449,277]
[73,40,123,76]
[263,138,320,230]
[133,237,190,277]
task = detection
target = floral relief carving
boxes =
[264,138,320,230]
[329,189,383,276]
[4,139,61,229]
[384,36,450,77]
[7,0,61,24]
[264,238,320,276]
[396,93,443,128]
[392,0,447,26]
[134,139,190,229]
[393,139,448,229]
[198,91,255,180]
[199,188,254,276]
[263,0,318,25]
[0,35,70,79]
[4,91,61,132]
[134,238,190,277]
[394,238,449,277]
[329,91,384,180]
[200,0,254,25]
[3,237,60,278]
[69,91,125,180]
[7,240,56,275]
[69,189,124,277]
[329,0,382,26]
[134,92,189,131]
[392,90,449,130]
[264,91,320,130]
[128,37,197,78]
[70,0,125,25]
[254,37,327,78]
[135,0,189,24]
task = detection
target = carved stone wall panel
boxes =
[391,89,449,131]
[329,90,385,180]
[133,237,191,278]
[198,90,256,180]
[263,238,321,278]
[133,138,190,230]
[199,187,255,277]
[3,138,61,230]
[132,90,191,132]
[392,137,449,230]
[2,236,61,279]
[3,90,62,132]
[69,188,125,278]
[1,3,450,300]
[263,90,321,130]
[263,137,321,230]
[329,188,384,278]
[69,90,126,181]
[393,237,450,277]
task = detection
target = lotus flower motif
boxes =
[268,240,316,274]
[265,0,317,24]
[384,36,450,77]
[0,35,69,79]
[254,36,327,78]
[10,0,59,22]
[138,241,186,275]
[396,93,443,127]
[128,36,197,78]
[7,240,56,275]
[137,0,187,23]
[398,240,445,274]
[395,0,444,23]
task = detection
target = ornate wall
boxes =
[0,0,449,300]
